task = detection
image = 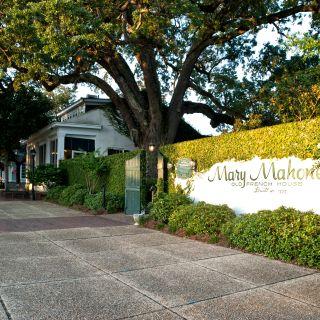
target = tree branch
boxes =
[182,101,235,127]
[41,72,140,144]
[167,3,318,141]
[188,81,245,119]
[98,51,148,129]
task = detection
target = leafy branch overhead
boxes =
[0,75,53,160]
[0,1,319,147]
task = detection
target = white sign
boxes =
[175,157,320,214]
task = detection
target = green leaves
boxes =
[222,207,320,268]
[161,117,320,174]
[28,164,66,188]
[1,0,317,146]
[168,202,236,236]
[0,82,53,156]
[149,192,192,224]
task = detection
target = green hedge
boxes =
[58,184,85,206]
[46,186,65,202]
[161,118,320,172]
[60,150,140,196]
[60,118,320,196]
[168,202,235,239]
[222,207,320,268]
[149,192,192,223]
[160,118,320,192]
[84,193,103,212]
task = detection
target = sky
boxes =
[74,17,311,136]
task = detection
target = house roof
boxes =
[28,122,102,142]
[57,96,111,117]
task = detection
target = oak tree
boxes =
[0,0,319,150]
[0,76,53,188]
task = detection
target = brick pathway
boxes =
[0,200,131,232]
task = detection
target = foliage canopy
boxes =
[1,1,319,147]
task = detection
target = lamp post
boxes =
[148,143,156,153]
[146,142,157,203]
[30,148,36,201]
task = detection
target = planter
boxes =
[133,213,147,226]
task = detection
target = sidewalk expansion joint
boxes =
[0,295,12,320]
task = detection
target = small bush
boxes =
[168,204,195,233]
[46,186,65,201]
[84,192,103,212]
[58,184,85,206]
[105,193,124,213]
[69,188,87,206]
[149,192,192,223]
[222,207,320,268]
[169,202,235,236]
[29,164,66,189]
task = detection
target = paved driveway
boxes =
[0,201,319,320]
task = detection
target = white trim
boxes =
[28,122,102,141]
[72,150,87,158]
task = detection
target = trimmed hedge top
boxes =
[60,118,320,196]
[160,118,320,172]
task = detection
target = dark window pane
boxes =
[64,137,95,152]
[108,148,123,155]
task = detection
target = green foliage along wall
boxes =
[61,118,320,196]
[161,118,320,171]
[60,150,140,195]
[160,118,320,192]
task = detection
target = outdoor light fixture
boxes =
[148,143,156,152]
[30,148,36,201]
[167,163,173,170]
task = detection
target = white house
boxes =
[27,96,136,167]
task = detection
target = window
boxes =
[50,139,58,167]
[72,150,86,158]
[64,137,95,153]
[108,148,127,155]
[39,144,47,165]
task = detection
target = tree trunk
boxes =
[142,117,163,185]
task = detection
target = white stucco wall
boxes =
[63,109,135,154]
[27,108,136,167]
[175,156,320,215]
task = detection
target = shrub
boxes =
[29,164,66,189]
[169,202,236,236]
[69,188,87,206]
[168,204,195,233]
[46,186,65,201]
[58,184,85,206]
[149,192,192,223]
[60,150,140,196]
[222,207,320,268]
[83,192,124,213]
[84,192,103,212]
[105,193,124,213]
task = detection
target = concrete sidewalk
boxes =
[0,201,319,319]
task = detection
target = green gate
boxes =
[125,153,144,215]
